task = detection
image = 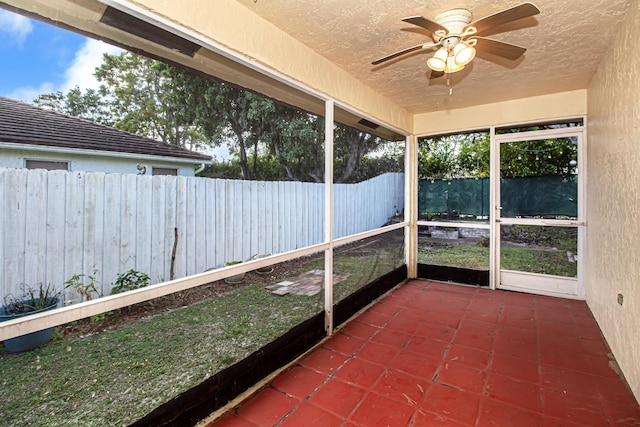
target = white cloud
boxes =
[0,10,33,44]
[60,38,123,92]
[7,82,55,103]
[8,38,124,103]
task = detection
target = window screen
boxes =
[25,160,69,170]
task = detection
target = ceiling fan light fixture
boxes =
[443,60,465,74]
[453,41,476,66]
[427,47,447,72]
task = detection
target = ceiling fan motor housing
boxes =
[432,9,472,43]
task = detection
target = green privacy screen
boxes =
[418,175,577,219]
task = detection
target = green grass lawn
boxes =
[418,240,577,277]
[0,238,403,426]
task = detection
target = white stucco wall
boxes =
[413,90,587,135]
[586,0,640,402]
[0,145,203,176]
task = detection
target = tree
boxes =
[418,132,577,180]
[34,87,110,124]
[34,50,400,182]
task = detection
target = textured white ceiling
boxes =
[234,0,632,114]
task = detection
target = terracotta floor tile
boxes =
[271,366,326,399]
[210,412,259,427]
[539,346,593,372]
[426,311,463,328]
[370,369,427,405]
[586,353,620,378]
[459,318,497,336]
[484,373,542,412]
[390,350,439,380]
[356,310,390,328]
[299,347,348,374]
[322,332,366,356]
[453,329,494,351]
[334,357,385,388]
[384,315,421,334]
[435,361,486,394]
[542,418,585,427]
[465,308,501,323]
[237,388,299,426]
[405,336,450,359]
[430,302,470,316]
[308,378,365,418]
[414,322,456,341]
[398,306,430,322]
[340,320,378,340]
[501,304,536,319]
[278,402,343,427]
[493,337,539,361]
[495,325,538,345]
[536,311,575,325]
[490,353,540,384]
[579,337,609,357]
[543,387,609,427]
[502,291,536,307]
[370,327,412,348]
[539,333,584,352]
[572,313,599,328]
[410,410,469,426]
[444,343,490,369]
[206,281,638,427]
[498,312,537,330]
[602,399,640,426]
[420,383,481,425]
[595,374,640,403]
[540,365,600,397]
[537,320,580,338]
[368,300,403,316]
[349,391,415,427]
[477,398,543,427]
[356,341,401,366]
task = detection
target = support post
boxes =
[406,134,418,278]
[324,100,334,335]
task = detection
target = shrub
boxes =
[111,269,150,295]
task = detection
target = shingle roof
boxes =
[0,96,212,162]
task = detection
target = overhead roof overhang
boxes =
[0,0,406,141]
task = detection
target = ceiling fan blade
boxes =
[465,3,540,35]
[402,16,448,35]
[429,70,444,80]
[474,37,527,60]
[372,43,431,65]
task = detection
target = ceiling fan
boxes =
[372,2,540,77]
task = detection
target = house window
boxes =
[25,160,69,171]
[152,167,178,176]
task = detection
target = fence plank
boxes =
[102,173,122,294]
[163,175,178,282]
[0,169,404,298]
[3,170,27,297]
[24,170,47,286]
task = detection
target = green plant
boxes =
[3,283,61,315]
[64,269,101,302]
[111,269,150,295]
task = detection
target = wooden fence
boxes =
[0,169,404,300]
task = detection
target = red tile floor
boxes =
[207,280,640,426]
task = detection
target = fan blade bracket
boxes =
[402,15,448,35]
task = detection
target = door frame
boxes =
[489,124,587,299]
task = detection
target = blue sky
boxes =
[0,9,122,102]
[0,9,230,159]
